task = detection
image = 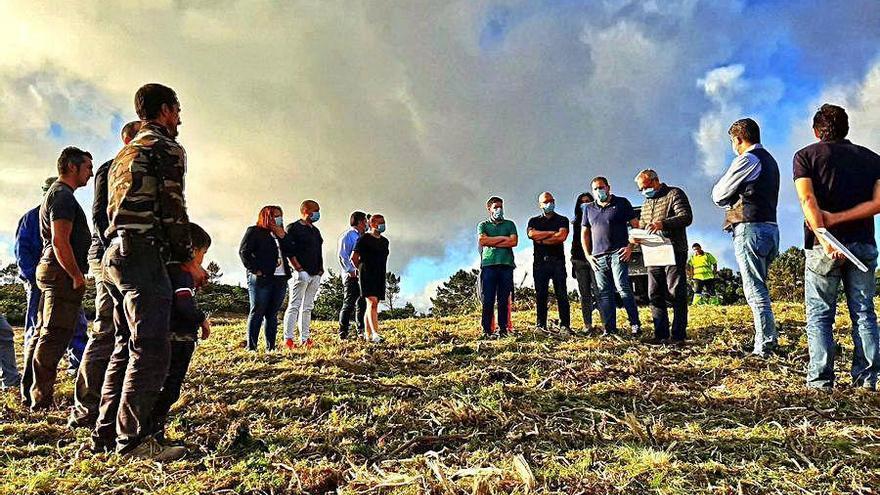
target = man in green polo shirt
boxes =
[687,243,718,304]
[478,196,518,339]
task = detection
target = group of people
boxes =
[238,205,391,351]
[476,106,880,392]
[0,89,877,465]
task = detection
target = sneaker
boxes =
[67,413,96,430]
[285,338,296,350]
[645,337,669,346]
[124,437,186,462]
[559,327,572,337]
[600,329,617,338]
[497,330,509,338]
[630,324,642,337]
[303,338,314,349]
[370,333,384,343]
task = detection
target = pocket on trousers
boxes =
[805,247,844,276]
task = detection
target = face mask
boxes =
[274,217,284,227]
[491,207,504,221]
[731,140,739,156]
[595,188,609,202]
[642,188,657,199]
[377,223,386,234]
[309,211,320,223]
[541,202,555,214]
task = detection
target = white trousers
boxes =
[283,272,322,341]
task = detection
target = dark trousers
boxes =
[693,278,716,296]
[339,275,366,337]
[22,263,86,408]
[246,274,287,351]
[647,251,688,341]
[480,265,514,335]
[150,340,196,436]
[533,259,570,328]
[23,280,87,373]
[70,259,118,425]
[571,259,598,328]
[93,241,172,452]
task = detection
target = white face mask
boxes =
[731,139,739,156]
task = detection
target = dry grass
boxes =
[2,302,880,494]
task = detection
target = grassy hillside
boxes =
[2,303,880,494]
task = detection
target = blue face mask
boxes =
[541,202,555,214]
[642,188,657,199]
[594,188,609,202]
[274,217,284,227]
[309,211,320,223]
[491,207,504,221]
[377,223,386,234]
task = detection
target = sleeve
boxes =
[581,208,591,228]
[556,215,569,231]
[622,198,637,221]
[508,221,518,236]
[662,189,693,229]
[154,141,193,263]
[707,253,717,266]
[712,153,761,206]
[286,223,302,259]
[92,163,111,247]
[170,269,206,327]
[279,232,296,257]
[353,235,364,254]
[526,217,536,231]
[14,211,40,281]
[238,227,257,273]
[792,150,811,180]
[477,221,488,236]
[339,233,356,273]
[49,191,77,223]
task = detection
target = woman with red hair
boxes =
[239,205,294,351]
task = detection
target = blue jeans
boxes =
[480,265,514,334]
[246,274,288,350]
[733,222,779,354]
[804,242,880,389]
[24,279,87,372]
[592,252,640,333]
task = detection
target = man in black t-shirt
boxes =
[283,200,324,349]
[527,192,571,333]
[794,104,880,392]
[22,147,93,409]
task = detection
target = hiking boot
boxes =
[285,338,296,350]
[124,437,186,462]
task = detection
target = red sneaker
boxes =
[285,338,296,350]
[304,338,314,349]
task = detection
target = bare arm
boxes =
[527,228,555,241]
[51,219,85,289]
[538,227,569,245]
[823,180,880,227]
[289,256,303,271]
[494,234,518,248]
[795,177,839,257]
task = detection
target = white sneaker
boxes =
[125,437,186,462]
[370,333,384,343]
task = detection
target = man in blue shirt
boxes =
[338,211,368,340]
[580,177,641,336]
[15,177,88,375]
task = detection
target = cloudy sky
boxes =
[2,0,880,310]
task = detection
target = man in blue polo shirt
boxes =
[580,176,641,336]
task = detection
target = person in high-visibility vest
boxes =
[687,243,717,304]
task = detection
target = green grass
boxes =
[2,302,880,494]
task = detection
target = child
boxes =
[351,214,389,343]
[150,223,212,442]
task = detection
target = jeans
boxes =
[572,259,599,328]
[480,265,514,334]
[0,314,20,388]
[24,280,87,372]
[283,272,322,342]
[733,222,779,354]
[246,274,288,350]
[94,240,172,453]
[533,259,570,328]
[647,250,688,340]
[592,252,640,333]
[71,259,119,425]
[339,275,366,337]
[804,242,880,389]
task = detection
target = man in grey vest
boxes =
[711,118,780,358]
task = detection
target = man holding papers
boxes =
[634,169,693,344]
[794,104,880,392]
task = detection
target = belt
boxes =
[535,255,564,263]
[110,235,159,246]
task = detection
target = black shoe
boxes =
[67,414,96,430]
[90,437,114,454]
[669,338,686,347]
[646,337,668,345]
[601,329,618,338]
[498,330,509,338]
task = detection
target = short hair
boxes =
[486,196,503,207]
[728,118,760,144]
[189,222,212,251]
[635,169,658,182]
[56,146,92,175]
[590,176,609,188]
[121,121,141,141]
[692,243,702,249]
[350,211,367,227]
[42,176,58,193]
[370,213,385,225]
[134,83,179,120]
[813,103,849,141]
[300,200,319,213]
[256,205,282,230]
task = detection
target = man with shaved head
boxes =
[283,199,324,349]
[527,191,571,333]
[68,120,141,429]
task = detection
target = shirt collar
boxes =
[141,121,173,139]
[745,143,763,153]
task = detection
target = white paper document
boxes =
[815,228,869,272]
[629,228,665,243]
[641,238,676,267]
